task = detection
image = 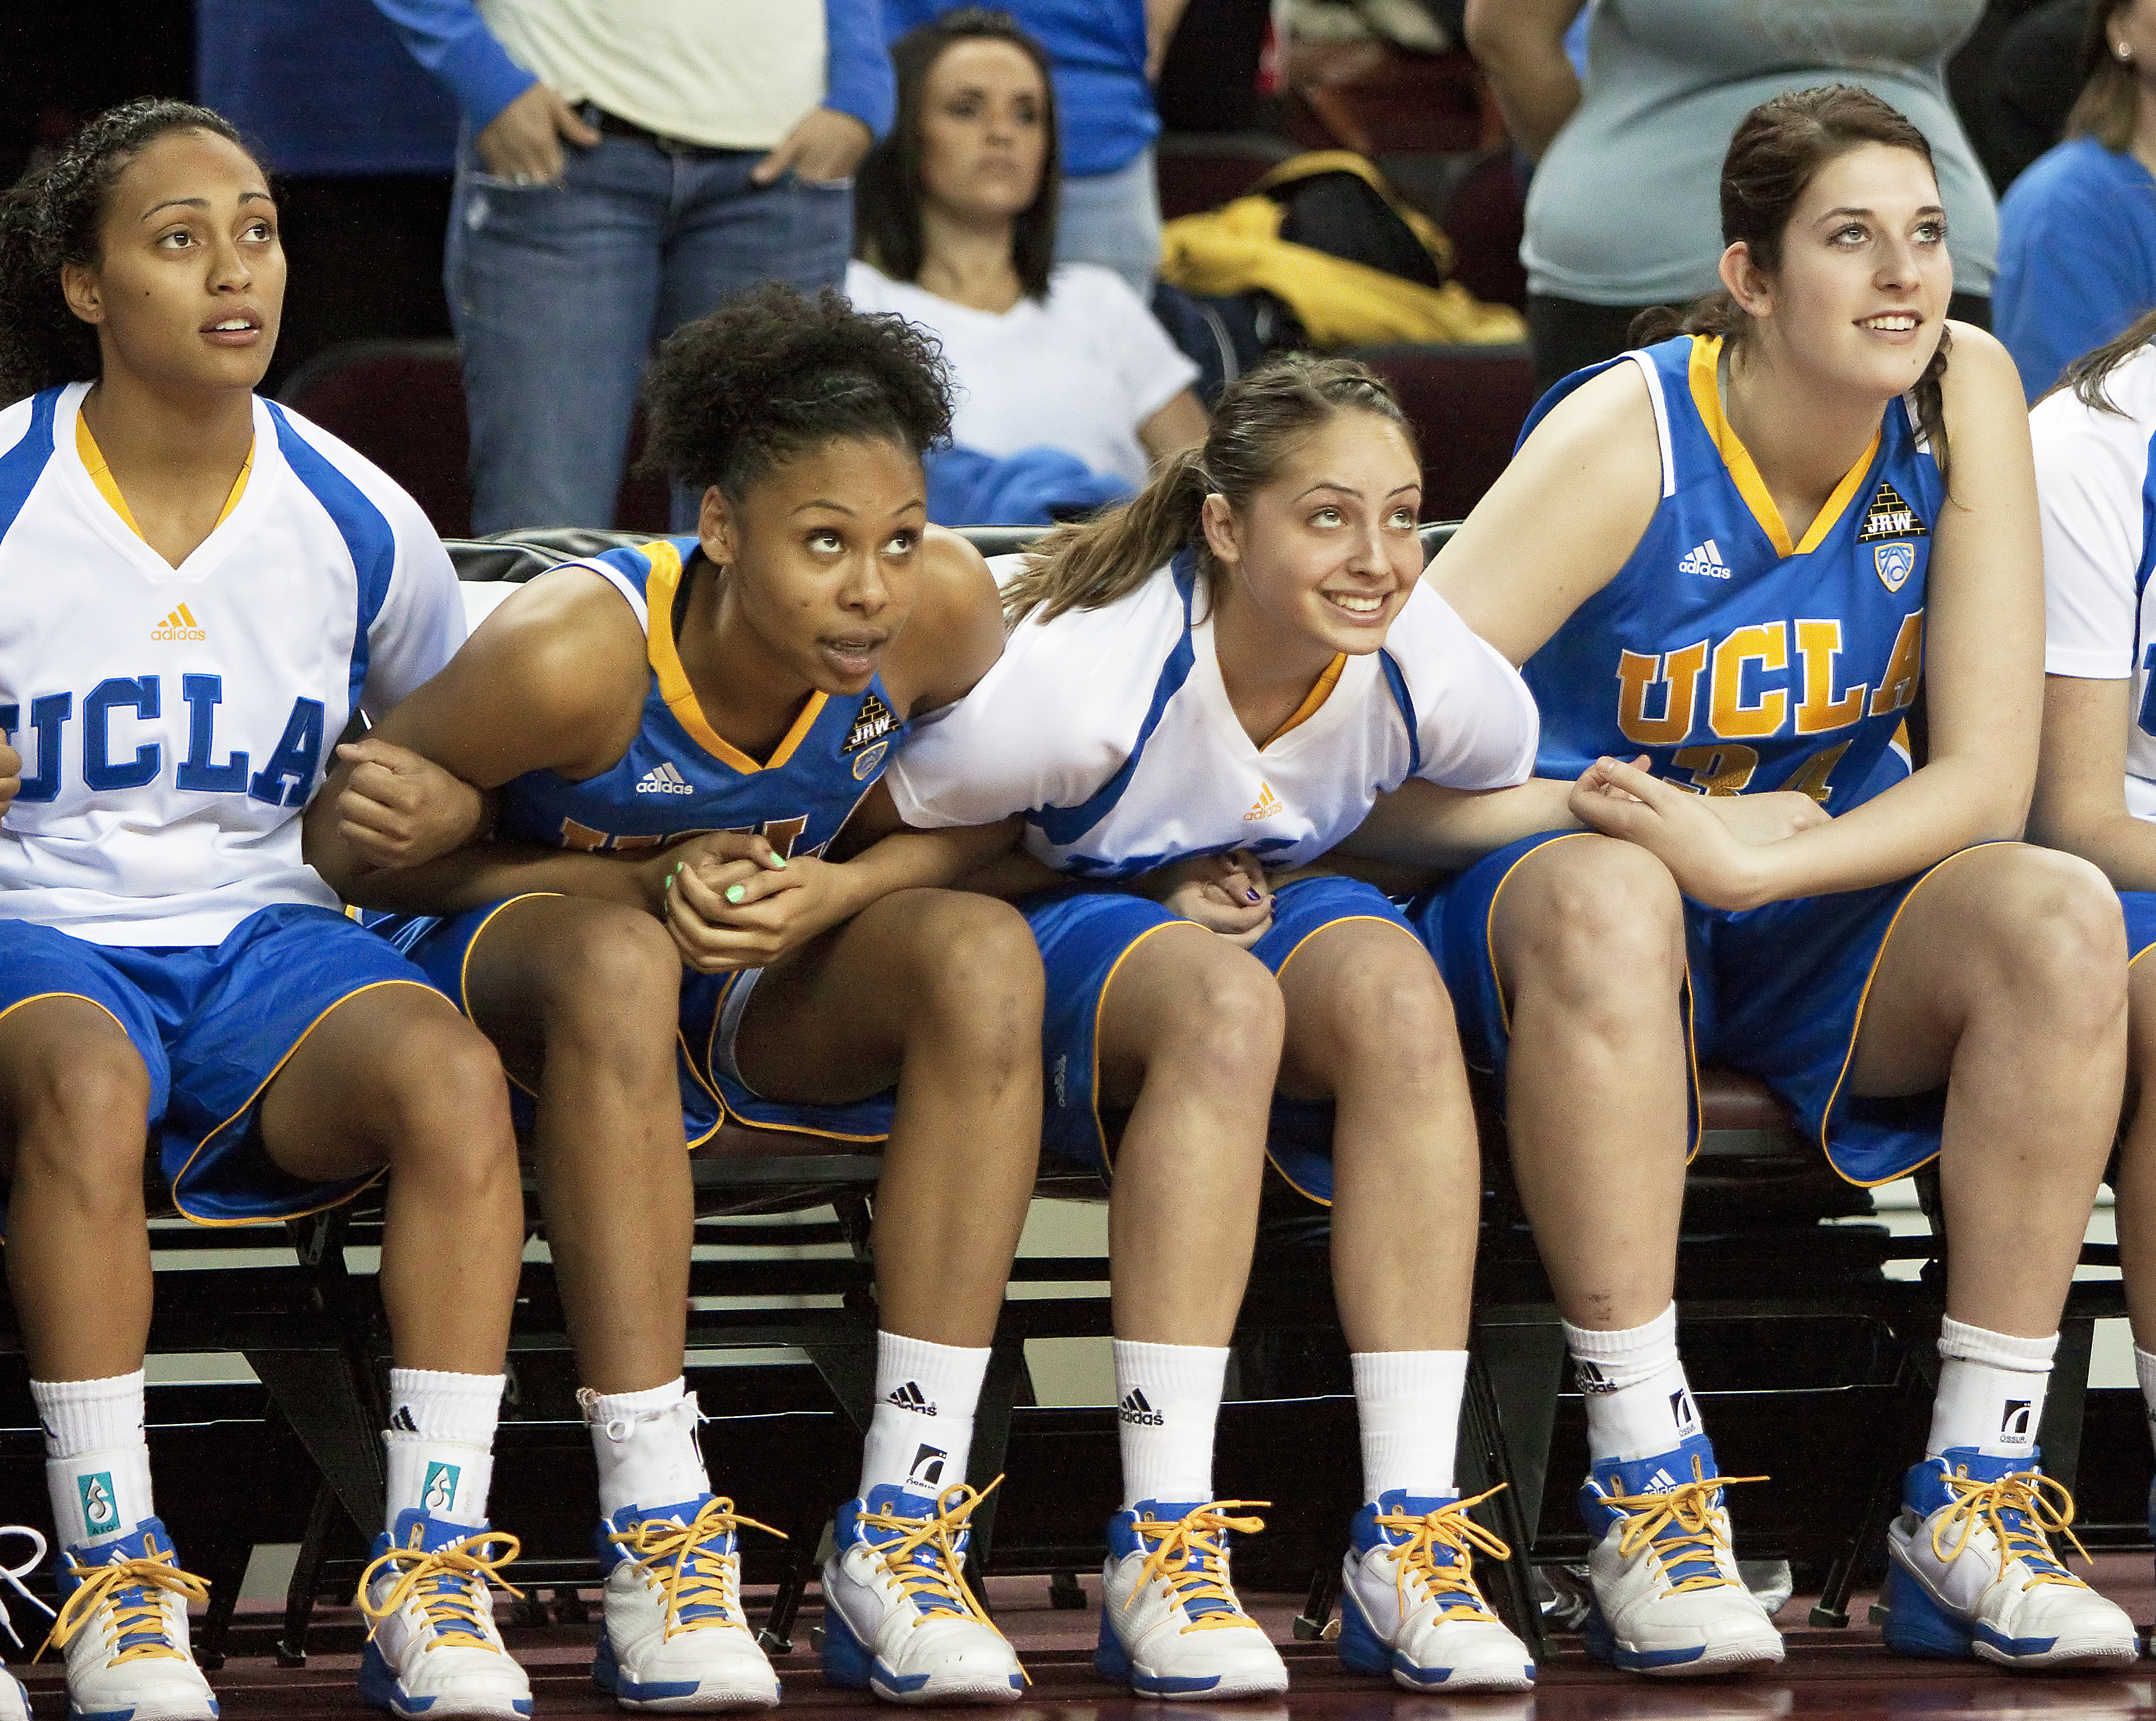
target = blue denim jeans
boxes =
[445,132,853,533]
[1053,146,1161,298]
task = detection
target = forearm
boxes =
[1343,776,1581,872]
[1462,1,1581,160]
[957,846,1068,902]
[326,839,658,917]
[824,0,896,138]
[820,819,1023,917]
[2029,805,2156,894]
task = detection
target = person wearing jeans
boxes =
[372,0,895,531]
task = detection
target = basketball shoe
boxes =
[44,1516,218,1719]
[1880,1448,2137,1669]
[593,1495,782,1710]
[0,1524,51,1721]
[1095,1499,1286,1698]
[1338,1489,1535,1691]
[820,1482,1025,1702]
[1575,1433,1783,1675]
[358,1509,533,1718]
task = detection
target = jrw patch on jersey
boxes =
[1856,479,1928,542]
[841,690,898,753]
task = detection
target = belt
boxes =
[588,106,731,158]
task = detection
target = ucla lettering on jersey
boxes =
[494,538,909,860]
[0,384,465,945]
[1523,335,1937,806]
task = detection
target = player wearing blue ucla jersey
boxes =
[0,101,538,1721]
[1342,85,2136,1675]
[889,356,1543,1697]
[2024,306,2156,1564]
[308,286,1045,1709]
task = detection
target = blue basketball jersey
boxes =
[1522,334,1936,808]
[496,538,907,859]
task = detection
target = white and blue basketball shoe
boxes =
[0,1524,51,1721]
[820,1483,1025,1704]
[1095,1499,1287,1698]
[1880,1448,2137,1669]
[359,1510,533,1718]
[1575,1434,1783,1676]
[593,1495,782,1710]
[45,1516,218,1719]
[1338,1490,1535,1691]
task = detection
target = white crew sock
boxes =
[1928,1318,2056,1461]
[581,1376,712,1519]
[2136,1345,2156,1453]
[384,1367,504,1530]
[1564,1304,1703,1463]
[1352,1350,1468,1502]
[858,1332,989,1502]
[1113,1339,1228,1508]
[34,1372,151,1547]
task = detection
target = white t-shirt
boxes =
[2034,342,2156,822]
[0,383,465,944]
[886,555,1539,876]
[846,260,1198,489]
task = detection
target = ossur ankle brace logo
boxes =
[423,1461,461,1514]
[78,1471,118,1536]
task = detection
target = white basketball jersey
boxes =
[0,383,465,944]
[886,553,1538,876]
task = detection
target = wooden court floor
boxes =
[10,1561,2155,1718]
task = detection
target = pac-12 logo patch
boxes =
[1874,542,1915,593]
[78,1471,119,1536]
[851,739,889,780]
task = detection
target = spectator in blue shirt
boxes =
[1998,0,2156,402]
[882,0,1188,293]
[372,0,895,530]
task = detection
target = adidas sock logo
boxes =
[886,1381,937,1416]
[634,760,695,795]
[1118,1388,1164,1427]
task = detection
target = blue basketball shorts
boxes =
[375,897,893,1145]
[2124,891,2156,971]
[1414,831,2014,1188]
[1026,873,1426,1205]
[0,904,438,1227]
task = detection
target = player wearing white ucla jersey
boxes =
[1345,85,2136,1676]
[890,355,1543,1698]
[2024,309,2156,1556]
[0,101,537,1721]
[309,286,1046,1709]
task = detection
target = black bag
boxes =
[1269,168,1446,290]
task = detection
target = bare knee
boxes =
[531,904,682,1049]
[3,1037,152,1195]
[1497,837,1684,1019]
[897,893,1046,1065]
[1311,939,1460,1074]
[1142,941,1286,1094]
[376,1016,516,1188]
[1969,849,2125,1030]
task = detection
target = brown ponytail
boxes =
[1003,355,1417,625]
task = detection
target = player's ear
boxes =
[1199,492,1241,567]
[697,485,735,567]
[1718,241,1771,319]
[60,260,106,327]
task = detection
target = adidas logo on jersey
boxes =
[1118,1389,1164,1427]
[151,603,206,641]
[841,690,898,754]
[1678,539,1730,579]
[1856,478,1929,542]
[1244,781,1284,821]
[887,1381,937,1416]
[634,760,695,795]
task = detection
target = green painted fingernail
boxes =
[725,884,746,904]
[770,854,787,868]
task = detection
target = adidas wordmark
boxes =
[1678,539,1730,579]
[635,760,696,795]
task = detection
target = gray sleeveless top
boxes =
[1523,0,1996,305]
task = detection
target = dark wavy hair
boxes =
[854,8,1061,301]
[640,283,955,501]
[0,98,254,407]
[1630,85,1955,487]
[1003,355,1417,624]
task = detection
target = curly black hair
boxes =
[0,98,256,407]
[641,283,954,499]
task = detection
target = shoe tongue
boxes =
[1371,1492,1456,1548]
[611,1495,716,1533]
[1594,1433,1717,1499]
[864,1483,937,1520]
[391,1507,489,1554]
[1936,1445,2041,1484]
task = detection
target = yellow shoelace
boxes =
[1927,1467,2091,1591]
[1124,1501,1270,1635]
[1600,1457,1767,1597]
[1371,1485,1513,1623]
[857,1480,1008,1640]
[39,1539,209,1668]
[359,1530,525,1653]
[606,1498,785,1642]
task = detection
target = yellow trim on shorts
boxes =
[1484,832,1703,1163]
[1083,917,1192,1178]
[166,978,442,1228]
[1813,841,2010,1189]
[456,893,564,1102]
[703,970,892,1145]
[0,990,132,1039]
[642,539,827,774]
[1687,336,1879,560]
